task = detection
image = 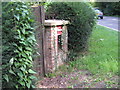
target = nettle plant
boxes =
[2,2,37,88]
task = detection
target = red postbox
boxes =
[44,20,69,74]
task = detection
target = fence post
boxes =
[32,5,45,76]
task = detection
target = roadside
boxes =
[97,16,119,31]
[98,24,119,32]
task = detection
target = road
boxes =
[97,16,120,31]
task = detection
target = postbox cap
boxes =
[44,20,69,26]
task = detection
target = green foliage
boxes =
[94,2,120,16]
[46,2,96,53]
[68,25,118,75]
[2,2,37,88]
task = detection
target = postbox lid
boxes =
[44,20,69,26]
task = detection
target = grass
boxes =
[68,25,118,75]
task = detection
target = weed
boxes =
[68,80,72,84]
[67,85,73,88]
[64,75,68,78]
[45,73,56,78]
[78,72,82,74]
[105,80,117,85]
[93,78,102,82]
[61,74,68,78]
[71,77,74,80]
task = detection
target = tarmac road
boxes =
[97,16,120,31]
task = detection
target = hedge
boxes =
[46,2,96,52]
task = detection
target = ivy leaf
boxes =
[19,80,25,86]
[29,75,37,80]
[26,47,32,51]
[16,8,19,10]
[23,10,29,15]
[25,59,32,64]
[14,15,20,21]
[26,81,31,88]
[15,85,18,89]
[21,29,25,34]
[28,56,32,61]
[21,52,27,58]
[14,49,20,53]
[3,75,9,82]
[26,31,34,35]
[19,35,25,41]
[23,64,27,69]
[19,41,26,45]
[17,71,23,78]
[9,69,16,75]
[24,51,32,56]
[28,69,36,74]
[18,46,22,51]
[22,12,26,17]
[16,29,21,35]
[14,35,20,39]
[29,19,34,22]
[27,40,33,44]
[12,43,18,47]
[32,85,35,88]
[30,35,36,42]
[9,58,14,65]
[20,67,25,72]
[22,5,28,8]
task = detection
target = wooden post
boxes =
[32,5,45,76]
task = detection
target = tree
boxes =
[94,2,120,16]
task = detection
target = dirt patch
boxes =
[36,70,119,88]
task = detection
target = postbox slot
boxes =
[58,35,62,49]
[57,26,62,30]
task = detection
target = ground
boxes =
[36,69,119,88]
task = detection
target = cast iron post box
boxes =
[44,20,69,74]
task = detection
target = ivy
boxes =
[2,2,37,88]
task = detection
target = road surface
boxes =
[97,16,120,31]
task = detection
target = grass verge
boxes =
[68,25,118,75]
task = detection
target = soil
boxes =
[36,70,119,88]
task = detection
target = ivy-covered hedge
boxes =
[46,2,96,52]
[2,2,37,88]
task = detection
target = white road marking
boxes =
[98,24,119,32]
[111,19,117,21]
[108,24,113,25]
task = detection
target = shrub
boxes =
[2,2,37,88]
[46,2,96,52]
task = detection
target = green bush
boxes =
[2,2,37,88]
[46,2,96,52]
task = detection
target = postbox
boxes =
[44,20,69,74]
